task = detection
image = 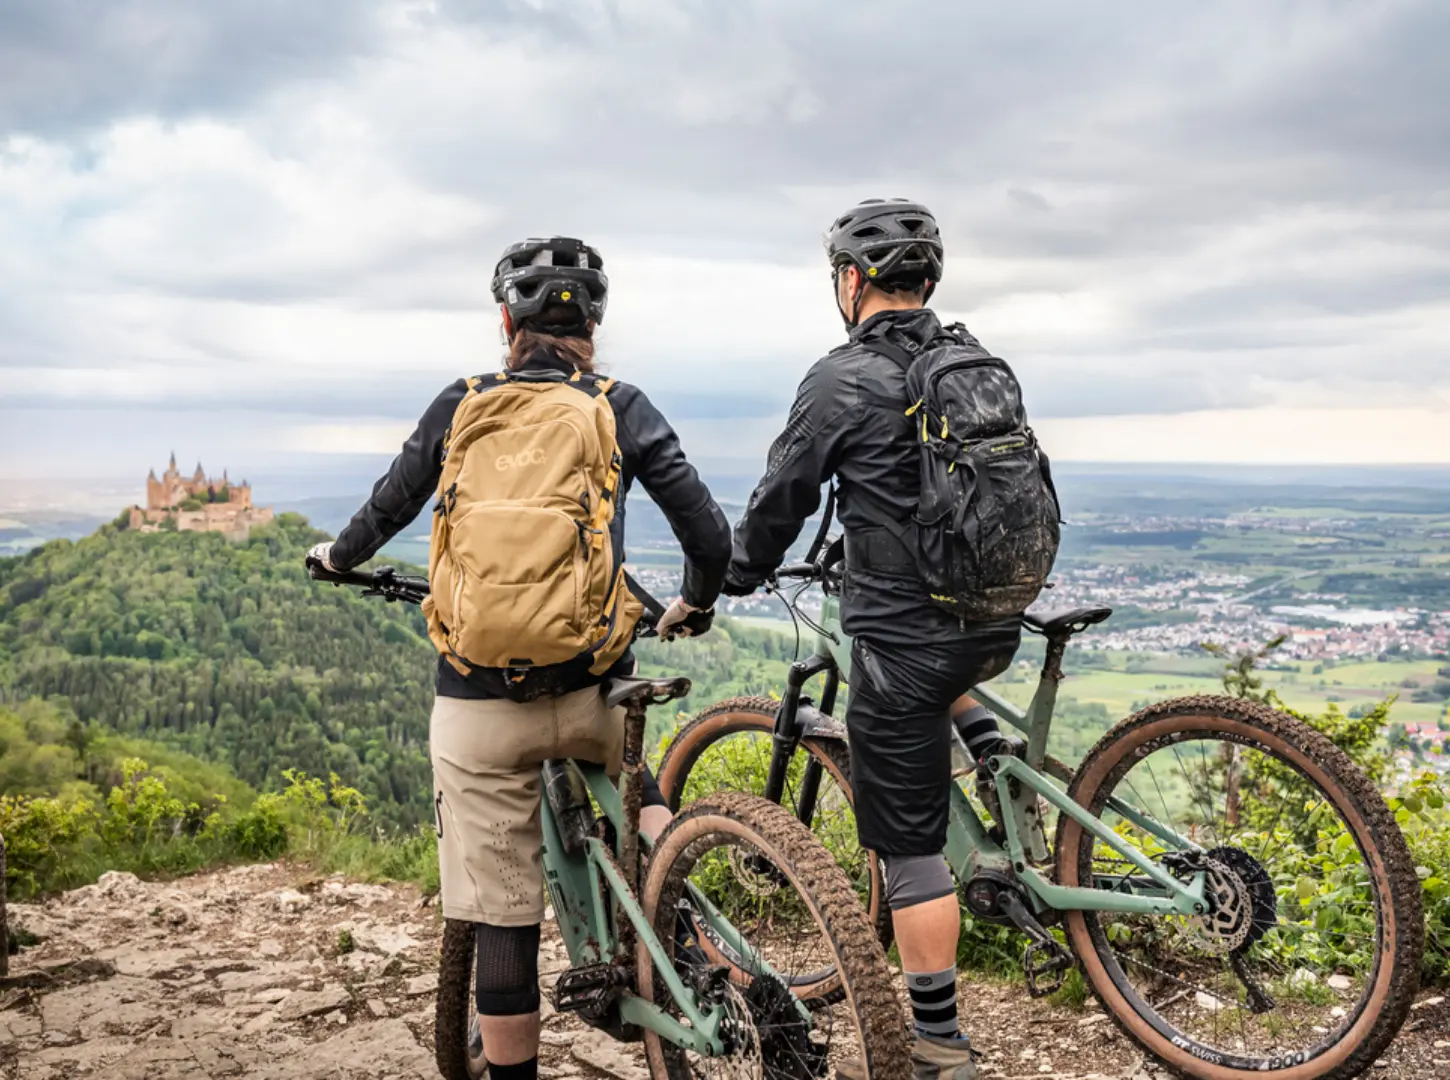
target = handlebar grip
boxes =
[774,563,819,580]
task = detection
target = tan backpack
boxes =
[421,370,643,692]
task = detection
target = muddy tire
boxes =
[639,791,910,1080]
[436,917,488,1080]
[656,697,891,961]
[1055,695,1423,1080]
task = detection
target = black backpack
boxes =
[860,322,1061,622]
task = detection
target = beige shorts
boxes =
[430,687,624,926]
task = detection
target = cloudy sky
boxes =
[2,0,1448,492]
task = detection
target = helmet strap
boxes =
[832,265,869,330]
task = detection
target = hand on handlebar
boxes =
[307,542,338,574]
[655,597,715,640]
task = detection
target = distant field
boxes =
[988,655,1448,732]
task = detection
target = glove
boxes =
[656,596,708,640]
[721,569,758,597]
[307,542,338,573]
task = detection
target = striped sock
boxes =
[906,967,959,1038]
[953,703,1001,761]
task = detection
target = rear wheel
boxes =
[639,791,911,1080]
[1056,695,1422,1080]
[436,918,488,1080]
[656,697,889,974]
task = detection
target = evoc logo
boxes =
[496,448,546,471]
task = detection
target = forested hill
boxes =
[0,515,437,828]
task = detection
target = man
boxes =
[724,200,1023,1080]
[311,236,731,1080]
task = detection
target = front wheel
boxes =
[656,696,890,971]
[639,791,911,1080]
[1055,695,1423,1080]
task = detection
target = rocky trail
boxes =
[2,864,1446,1080]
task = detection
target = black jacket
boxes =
[332,348,732,698]
[726,308,1017,646]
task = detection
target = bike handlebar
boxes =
[305,558,688,641]
[773,563,821,582]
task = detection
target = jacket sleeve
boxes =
[330,379,468,570]
[726,359,853,592]
[613,385,732,610]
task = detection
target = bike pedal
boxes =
[553,962,629,1015]
[1022,939,1072,998]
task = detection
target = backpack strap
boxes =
[856,332,917,375]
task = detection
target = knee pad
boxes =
[475,922,541,1015]
[883,854,955,911]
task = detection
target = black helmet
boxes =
[824,199,944,289]
[491,236,608,335]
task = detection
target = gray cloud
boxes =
[1,0,1447,469]
[0,1,382,136]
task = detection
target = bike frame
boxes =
[767,591,1209,920]
[540,691,812,1058]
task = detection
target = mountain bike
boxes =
[654,523,1424,1080]
[306,559,911,1080]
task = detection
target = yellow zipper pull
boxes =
[905,398,924,416]
[940,415,949,438]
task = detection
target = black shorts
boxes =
[845,623,1021,856]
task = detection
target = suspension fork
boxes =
[763,656,837,825]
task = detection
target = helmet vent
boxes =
[852,224,887,239]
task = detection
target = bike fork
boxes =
[763,658,837,829]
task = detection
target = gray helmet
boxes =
[490,237,608,335]
[825,198,943,291]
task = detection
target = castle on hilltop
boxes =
[127,453,275,540]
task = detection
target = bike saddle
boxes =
[1021,605,1113,638]
[606,677,692,710]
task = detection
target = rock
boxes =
[43,1030,82,1047]
[214,964,306,993]
[252,987,293,1004]
[571,1030,649,1080]
[240,1009,278,1034]
[67,870,150,907]
[354,923,422,956]
[1412,995,1445,1010]
[1194,991,1223,1012]
[1326,973,1353,992]
[1434,1039,1450,1049]
[274,889,311,913]
[0,1011,41,1042]
[1330,1006,1347,1019]
[367,999,388,1018]
[269,1018,435,1078]
[1288,968,1318,989]
[404,972,438,997]
[277,985,352,1021]
[257,937,285,958]
[98,944,196,978]
[326,1009,348,1024]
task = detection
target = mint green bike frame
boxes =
[811,594,1208,920]
[537,685,813,1059]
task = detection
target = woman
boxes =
[310,236,731,1080]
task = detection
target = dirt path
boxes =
[1,865,1445,1079]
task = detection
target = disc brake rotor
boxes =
[1205,845,1278,953]
[693,982,762,1080]
[726,845,785,898]
[1188,857,1253,954]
